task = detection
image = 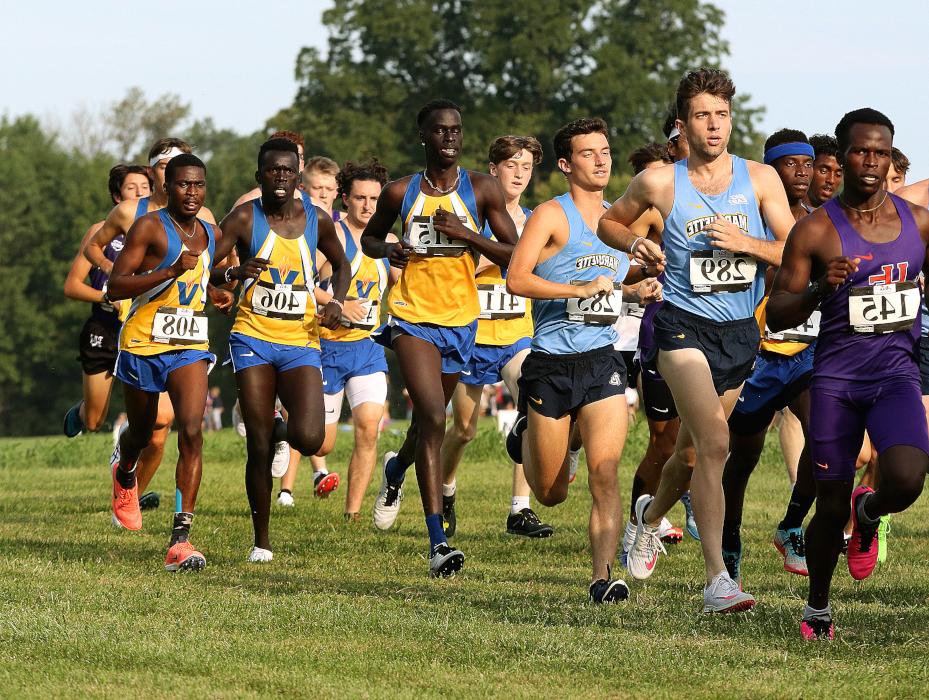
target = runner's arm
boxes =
[361,181,410,265]
[107,218,194,300]
[64,222,107,303]
[598,172,665,268]
[83,202,132,273]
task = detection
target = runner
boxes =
[767,108,929,639]
[721,129,818,582]
[314,158,399,521]
[214,137,349,561]
[506,117,661,602]
[439,134,554,538]
[885,147,910,193]
[302,156,341,220]
[107,153,219,571]
[233,131,306,206]
[805,135,844,209]
[598,68,795,613]
[362,98,518,577]
[664,105,690,161]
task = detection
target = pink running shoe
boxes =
[848,485,879,581]
[800,617,834,641]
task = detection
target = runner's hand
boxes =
[432,207,473,242]
[636,278,663,305]
[706,214,749,253]
[318,301,343,329]
[821,256,859,291]
[386,241,413,269]
[170,251,200,277]
[632,238,665,270]
[208,286,235,315]
[231,257,271,281]
[576,275,615,299]
[341,298,369,324]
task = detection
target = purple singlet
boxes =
[89,234,125,323]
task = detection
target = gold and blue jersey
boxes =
[231,196,321,349]
[475,209,533,346]
[119,210,215,356]
[387,170,486,327]
[320,220,390,343]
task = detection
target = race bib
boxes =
[407,215,471,257]
[566,282,623,325]
[340,298,380,330]
[848,281,920,334]
[251,281,309,320]
[478,284,526,320]
[689,251,756,293]
[765,310,821,343]
[152,306,209,345]
[621,301,645,319]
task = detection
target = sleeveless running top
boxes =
[814,194,924,384]
[319,220,391,342]
[231,196,321,348]
[120,210,215,356]
[532,193,629,354]
[89,197,151,324]
[387,170,485,326]
[662,156,767,321]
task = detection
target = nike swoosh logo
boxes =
[738,396,745,402]
[853,253,874,261]
[647,369,657,375]
[816,462,829,470]
[460,370,471,376]
[128,371,139,381]
[645,554,657,570]
[581,240,592,246]
[325,409,335,414]
[241,351,255,357]
[654,407,669,414]
[530,396,543,405]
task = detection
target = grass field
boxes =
[2,418,929,698]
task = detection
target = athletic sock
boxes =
[425,513,446,550]
[857,491,881,526]
[279,488,292,496]
[313,469,328,485]
[722,523,741,553]
[779,487,815,531]
[385,453,409,484]
[511,495,530,514]
[116,462,137,489]
[171,511,193,545]
[442,481,457,498]
[802,603,832,621]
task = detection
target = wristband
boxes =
[102,291,110,304]
[630,237,646,256]
[224,267,235,284]
[328,298,344,310]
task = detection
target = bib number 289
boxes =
[689,251,755,293]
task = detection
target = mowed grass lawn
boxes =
[2,417,929,699]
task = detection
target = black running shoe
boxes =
[138,491,160,511]
[429,543,465,578]
[505,413,527,464]
[443,493,457,538]
[589,569,630,604]
[506,507,554,538]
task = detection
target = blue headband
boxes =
[764,142,815,165]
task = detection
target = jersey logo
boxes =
[868,262,908,286]
[685,213,749,239]
[728,194,748,205]
[270,268,300,286]
[356,280,377,298]
[177,282,201,306]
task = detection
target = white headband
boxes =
[668,127,681,140]
[149,146,187,167]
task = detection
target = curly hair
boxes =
[336,158,390,199]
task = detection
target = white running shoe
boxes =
[626,495,666,580]
[373,451,403,530]
[232,401,246,438]
[247,547,273,563]
[271,441,290,478]
[620,520,636,567]
[568,449,581,483]
[703,571,755,613]
[276,491,295,507]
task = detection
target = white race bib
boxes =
[566,282,623,325]
[621,301,645,319]
[765,310,821,343]
[848,281,920,334]
[478,284,526,320]
[407,215,471,257]
[340,298,380,330]
[152,306,209,345]
[251,282,309,320]
[689,251,756,293]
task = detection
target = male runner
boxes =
[767,108,929,639]
[362,99,518,577]
[598,68,795,612]
[664,105,690,161]
[107,153,219,571]
[233,131,306,207]
[213,138,349,561]
[885,147,910,193]
[302,156,341,220]
[804,135,844,209]
[507,117,661,602]
[439,134,554,538]
[721,129,819,581]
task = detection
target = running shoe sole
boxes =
[314,472,340,498]
[429,551,465,578]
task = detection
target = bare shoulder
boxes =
[745,159,782,190]
[526,199,569,231]
[380,176,414,208]
[790,207,834,247]
[897,179,929,208]
[900,195,929,231]
[221,200,254,233]
[636,162,675,194]
[199,206,218,225]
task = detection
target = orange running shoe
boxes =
[111,461,142,531]
[314,471,340,498]
[164,540,206,572]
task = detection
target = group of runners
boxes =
[62,66,929,640]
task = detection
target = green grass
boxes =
[2,419,929,698]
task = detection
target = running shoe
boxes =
[505,413,526,464]
[429,542,464,578]
[800,616,834,641]
[841,533,850,556]
[589,568,630,604]
[877,515,891,564]
[138,491,161,511]
[110,454,141,531]
[270,439,290,478]
[373,452,403,530]
[659,517,683,544]
[314,471,340,498]
[620,520,636,568]
[506,508,554,538]
[164,540,206,572]
[232,401,246,438]
[276,491,295,507]
[247,546,273,563]
[626,495,666,580]
[703,572,755,613]
[63,401,84,438]
[848,485,879,581]
[773,527,809,576]
[568,448,580,484]
[443,493,457,537]
[722,547,742,583]
[680,491,700,540]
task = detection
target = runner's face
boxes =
[421,109,462,167]
[773,154,813,202]
[344,179,381,226]
[668,132,689,160]
[680,93,731,160]
[841,123,892,198]
[167,165,206,217]
[118,172,151,202]
[306,172,337,211]
[809,154,843,205]
[490,149,534,200]
[297,145,305,172]
[885,163,905,193]
[258,151,299,204]
[153,159,170,192]
[559,132,611,189]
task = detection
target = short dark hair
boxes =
[165,153,206,184]
[662,104,679,138]
[553,118,609,163]
[676,68,736,122]
[891,147,910,175]
[336,158,390,199]
[107,164,153,203]
[628,142,671,175]
[416,99,461,128]
[270,130,304,149]
[809,134,840,161]
[258,137,299,169]
[764,128,809,153]
[835,108,895,154]
[147,137,192,163]
[488,135,543,166]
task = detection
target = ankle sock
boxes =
[171,511,193,545]
[426,513,446,550]
[510,495,530,514]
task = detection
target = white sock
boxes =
[511,495,530,514]
[442,480,456,497]
[313,469,328,481]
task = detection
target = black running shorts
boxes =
[78,317,119,375]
